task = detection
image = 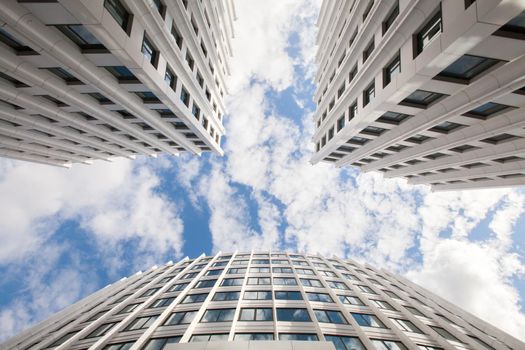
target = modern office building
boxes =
[312,0,525,191]
[2,251,523,350]
[0,0,235,167]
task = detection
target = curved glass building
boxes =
[2,252,523,350]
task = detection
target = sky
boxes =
[1,0,525,344]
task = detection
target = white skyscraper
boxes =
[0,0,235,167]
[312,0,525,191]
[2,251,523,350]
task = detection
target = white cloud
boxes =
[0,158,184,268]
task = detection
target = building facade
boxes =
[2,251,523,350]
[0,0,235,167]
[312,0,525,191]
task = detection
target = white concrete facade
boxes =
[0,0,235,167]
[312,0,525,191]
[1,251,523,350]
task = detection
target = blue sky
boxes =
[1,0,525,343]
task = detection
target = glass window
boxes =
[363,39,375,62]
[164,67,176,89]
[416,8,442,55]
[372,339,408,350]
[180,85,190,106]
[314,310,347,324]
[239,308,273,321]
[234,333,274,341]
[436,54,500,83]
[300,278,323,287]
[405,306,425,317]
[140,288,159,298]
[56,24,105,48]
[200,308,235,322]
[349,101,358,120]
[325,335,366,350]
[171,22,183,48]
[319,270,337,277]
[46,331,78,347]
[149,297,175,308]
[104,0,131,33]
[86,322,118,338]
[351,313,386,328]
[168,283,188,292]
[212,291,240,301]
[244,291,272,300]
[227,268,247,274]
[275,291,303,300]
[205,269,223,276]
[400,89,446,108]
[464,102,512,119]
[339,295,364,305]
[430,326,461,342]
[195,279,216,288]
[118,303,141,314]
[363,81,375,106]
[273,267,293,273]
[124,316,157,331]
[327,281,349,290]
[296,268,315,275]
[141,34,158,67]
[104,341,135,350]
[164,311,197,325]
[251,267,270,273]
[190,334,229,342]
[279,333,318,341]
[392,318,424,334]
[384,53,401,87]
[274,277,297,285]
[182,293,208,304]
[142,337,181,350]
[370,300,395,310]
[252,259,270,264]
[307,292,333,303]
[276,308,311,322]
[247,277,271,285]
[493,10,525,39]
[213,261,228,267]
[383,3,399,34]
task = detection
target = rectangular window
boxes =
[171,22,183,49]
[205,269,223,276]
[235,333,274,341]
[141,34,159,67]
[357,285,376,294]
[400,89,446,108]
[296,268,315,275]
[200,308,235,322]
[186,52,194,70]
[276,308,311,322]
[314,310,347,324]
[149,297,175,308]
[47,331,79,347]
[273,267,293,273]
[349,101,358,120]
[339,295,364,306]
[182,293,208,304]
[239,308,273,321]
[104,0,132,34]
[415,7,442,56]
[307,292,333,303]
[244,291,272,300]
[351,313,386,328]
[430,326,461,342]
[493,10,525,40]
[118,303,141,314]
[383,2,399,34]
[194,279,216,288]
[279,333,318,341]
[250,267,270,273]
[140,288,159,298]
[274,277,297,285]
[252,259,270,264]
[180,86,190,106]
[190,334,228,342]
[391,318,424,334]
[370,299,395,310]
[164,67,176,90]
[325,335,366,350]
[300,278,323,287]
[142,337,181,349]
[227,267,246,274]
[191,103,200,120]
[275,291,303,300]
[371,339,408,350]
[247,277,271,285]
[363,81,375,106]
[327,281,349,290]
[163,311,197,325]
[168,283,188,292]
[212,291,240,301]
[363,39,375,62]
[152,0,166,19]
[363,1,374,21]
[221,278,244,286]
[337,115,345,132]
[383,53,401,87]
[434,54,500,84]
[86,322,117,338]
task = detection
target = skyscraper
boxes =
[312,0,525,191]
[0,0,235,167]
[2,251,523,350]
